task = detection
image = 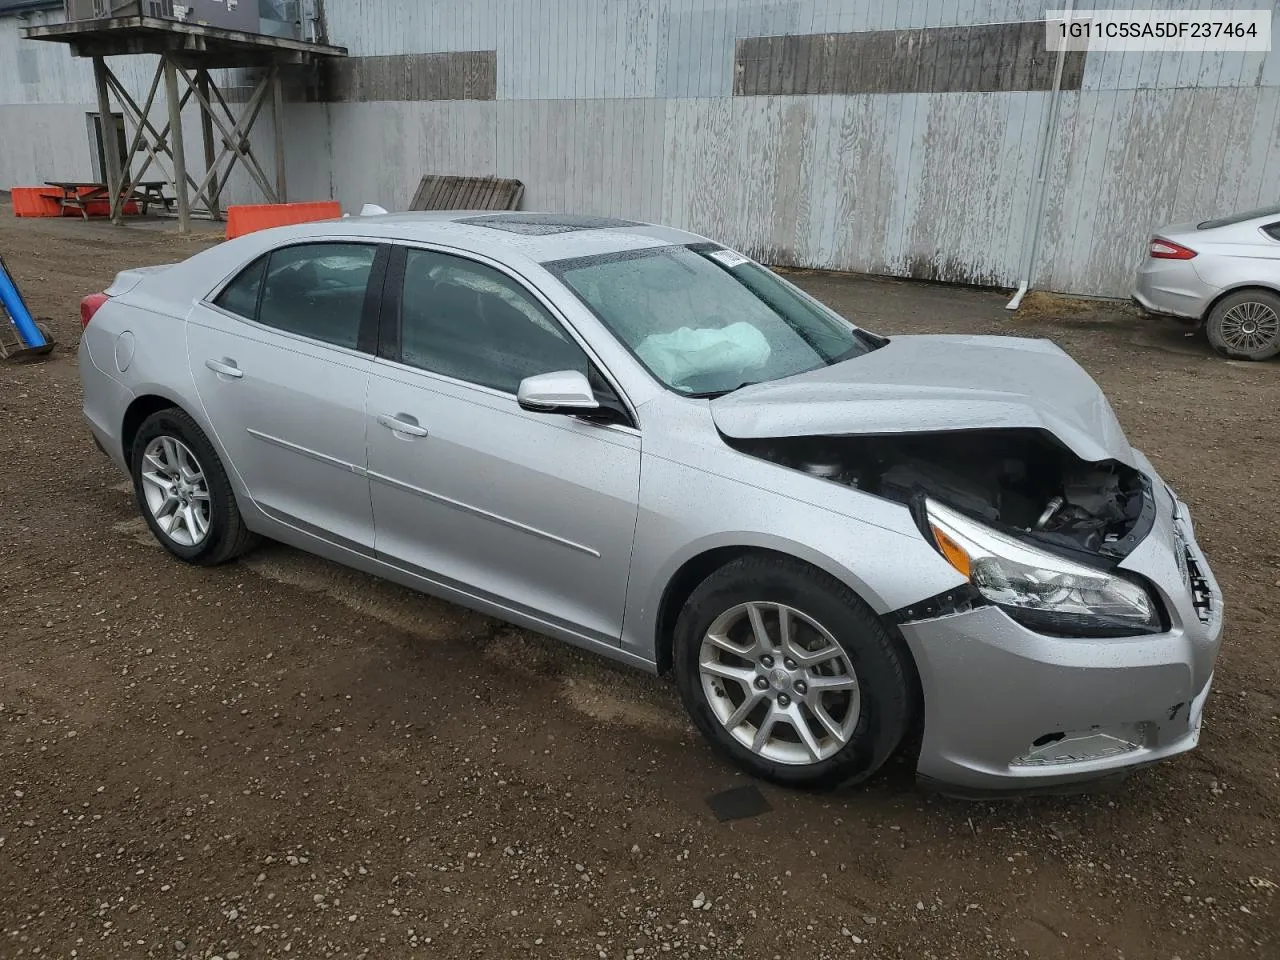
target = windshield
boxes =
[548,245,878,396]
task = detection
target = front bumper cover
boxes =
[898,465,1223,793]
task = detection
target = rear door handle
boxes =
[205,358,243,379]
[376,413,429,438]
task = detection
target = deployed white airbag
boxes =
[636,322,771,386]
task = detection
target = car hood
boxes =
[710,334,1135,465]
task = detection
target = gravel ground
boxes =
[1,207,1277,960]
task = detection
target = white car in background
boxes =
[1134,205,1280,360]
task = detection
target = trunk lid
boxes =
[105,263,176,298]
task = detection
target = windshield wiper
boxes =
[686,380,760,399]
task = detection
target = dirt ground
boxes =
[1,206,1277,960]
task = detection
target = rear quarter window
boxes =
[213,255,267,319]
[1263,222,1280,241]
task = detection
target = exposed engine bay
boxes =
[728,429,1153,560]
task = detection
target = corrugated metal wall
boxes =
[4,1,1280,297]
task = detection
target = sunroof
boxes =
[456,214,643,236]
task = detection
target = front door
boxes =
[187,241,384,552]
[366,245,641,642]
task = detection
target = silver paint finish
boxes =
[366,359,640,643]
[903,454,1222,791]
[79,215,1225,791]
[711,334,1134,465]
[1134,214,1280,320]
[187,302,377,553]
[113,330,135,372]
[516,369,599,410]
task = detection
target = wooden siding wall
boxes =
[4,0,1280,297]
[733,22,1087,96]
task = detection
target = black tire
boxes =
[1205,288,1280,361]
[673,554,916,790]
[130,407,257,565]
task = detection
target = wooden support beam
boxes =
[186,70,273,212]
[180,66,278,203]
[272,67,288,204]
[109,57,162,221]
[91,56,124,226]
[196,70,220,218]
[201,68,276,200]
[202,69,277,199]
[105,68,201,199]
[163,56,190,233]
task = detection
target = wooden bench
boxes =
[43,180,173,219]
[409,175,525,212]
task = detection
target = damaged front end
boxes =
[729,428,1165,637]
[729,429,1154,560]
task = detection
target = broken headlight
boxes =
[924,499,1162,637]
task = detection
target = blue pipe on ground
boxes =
[0,254,46,349]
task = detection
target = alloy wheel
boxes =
[1219,300,1280,353]
[698,601,860,765]
[139,435,212,547]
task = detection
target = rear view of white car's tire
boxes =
[130,408,257,565]
[1206,289,1280,361]
[674,555,916,789]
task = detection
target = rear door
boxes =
[187,241,386,552]
[365,244,642,642]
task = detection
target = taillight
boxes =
[80,292,109,329]
[1149,238,1197,260]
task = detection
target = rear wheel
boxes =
[1206,289,1280,360]
[673,555,915,789]
[130,408,256,565]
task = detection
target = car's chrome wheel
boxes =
[1218,300,1280,354]
[699,601,860,765]
[1207,289,1280,361]
[130,408,257,565]
[139,435,212,547]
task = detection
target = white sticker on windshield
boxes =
[709,249,750,269]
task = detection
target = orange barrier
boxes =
[225,201,343,239]
[10,187,61,217]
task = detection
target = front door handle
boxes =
[205,357,243,379]
[376,413,429,438]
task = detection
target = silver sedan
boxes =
[79,212,1223,794]
[1134,205,1280,360]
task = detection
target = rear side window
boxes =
[1263,222,1280,241]
[214,255,266,319]
[213,243,378,351]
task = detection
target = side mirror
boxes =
[516,370,600,414]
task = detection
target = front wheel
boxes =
[673,555,916,789]
[130,407,257,565]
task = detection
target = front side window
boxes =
[547,245,877,397]
[215,243,377,350]
[399,248,588,393]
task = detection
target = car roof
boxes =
[254,211,713,265]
